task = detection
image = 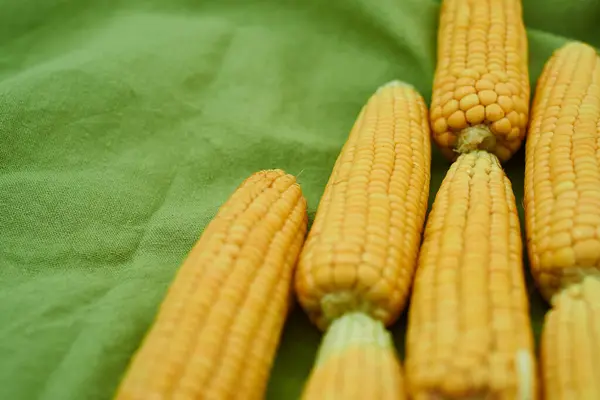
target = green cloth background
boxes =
[1,0,599,398]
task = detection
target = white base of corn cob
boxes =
[301,312,405,400]
[319,291,388,327]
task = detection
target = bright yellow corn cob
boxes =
[524,41,600,300]
[430,0,530,163]
[295,80,431,399]
[295,80,431,330]
[405,151,537,399]
[300,312,405,400]
[114,170,308,400]
[524,41,600,399]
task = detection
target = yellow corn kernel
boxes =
[524,41,600,301]
[294,80,431,331]
[113,170,308,400]
[430,0,530,163]
[405,151,537,399]
[541,276,600,400]
[300,312,405,400]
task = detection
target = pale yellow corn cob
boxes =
[300,312,405,400]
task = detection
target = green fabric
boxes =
[1,0,599,398]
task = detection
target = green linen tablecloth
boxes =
[1,0,599,398]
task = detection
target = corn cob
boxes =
[524,42,600,299]
[405,151,537,399]
[541,276,600,400]
[430,0,530,163]
[114,170,308,400]
[524,41,600,399]
[295,80,432,399]
[296,81,431,330]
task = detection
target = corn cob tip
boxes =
[377,80,414,92]
[113,168,308,400]
[561,40,598,54]
[455,125,497,154]
[255,168,287,178]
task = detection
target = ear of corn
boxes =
[114,170,308,400]
[541,276,600,400]
[300,312,406,400]
[524,41,600,300]
[296,80,432,399]
[524,41,600,399]
[430,0,530,163]
[295,80,431,331]
[405,151,537,399]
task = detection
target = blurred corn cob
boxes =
[296,80,432,399]
[430,0,530,163]
[114,170,308,400]
[524,42,600,399]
